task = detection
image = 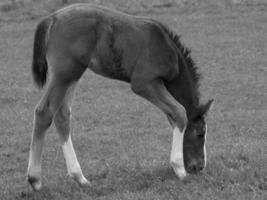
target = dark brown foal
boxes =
[27,4,213,191]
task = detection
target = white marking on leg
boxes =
[62,136,90,186]
[170,127,186,179]
[27,131,46,190]
[62,135,83,175]
[28,143,42,176]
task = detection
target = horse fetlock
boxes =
[27,175,42,191]
[170,158,187,179]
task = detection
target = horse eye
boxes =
[196,129,205,137]
[197,132,205,138]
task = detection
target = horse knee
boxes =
[131,82,144,95]
[170,108,188,131]
[131,80,152,98]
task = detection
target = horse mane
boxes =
[152,20,201,109]
[154,21,200,90]
[167,31,200,89]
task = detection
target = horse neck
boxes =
[181,66,199,118]
[165,58,199,119]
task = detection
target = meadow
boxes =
[0,0,266,199]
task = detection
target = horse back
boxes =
[45,4,179,82]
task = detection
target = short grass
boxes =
[0,0,266,199]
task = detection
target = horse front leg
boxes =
[170,126,187,179]
[131,78,188,179]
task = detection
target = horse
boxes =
[27,4,214,191]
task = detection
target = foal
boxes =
[27,4,213,191]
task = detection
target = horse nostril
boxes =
[188,165,198,173]
[198,160,205,171]
[187,163,204,173]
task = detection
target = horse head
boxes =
[183,99,214,174]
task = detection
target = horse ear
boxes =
[191,99,214,121]
[199,99,214,117]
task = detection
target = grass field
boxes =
[0,0,266,199]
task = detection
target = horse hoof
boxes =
[170,161,187,180]
[176,169,187,180]
[78,177,91,187]
[71,173,91,187]
[174,167,187,180]
[28,176,42,191]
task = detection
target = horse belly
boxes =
[88,55,130,82]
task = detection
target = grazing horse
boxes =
[27,4,214,191]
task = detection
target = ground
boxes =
[0,0,266,200]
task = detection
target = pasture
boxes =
[0,0,266,199]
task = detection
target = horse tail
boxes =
[32,17,53,88]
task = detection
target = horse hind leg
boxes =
[54,82,90,187]
[27,92,53,191]
[27,78,71,190]
[27,58,86,191]
[131,78,188,179]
